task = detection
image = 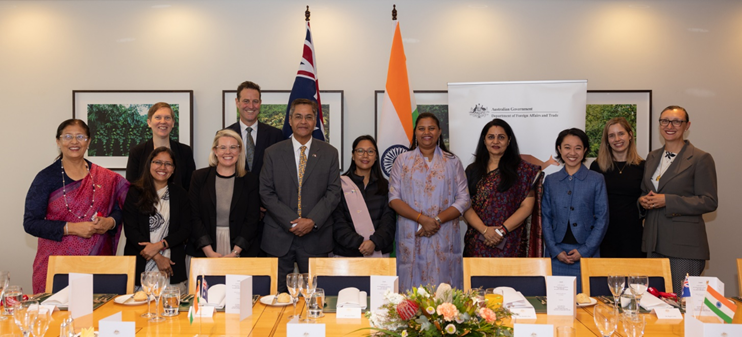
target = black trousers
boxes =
[271,239,327,293]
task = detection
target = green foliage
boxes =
[87,104,180,156]
[585,104,637,157]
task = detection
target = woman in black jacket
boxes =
[332,135,396,257]
[123,147,191,290]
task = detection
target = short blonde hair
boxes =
[208,129,247,177]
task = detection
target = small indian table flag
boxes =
[703,283,737,323]
[189,279,202,324]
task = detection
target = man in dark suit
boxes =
[260,98,341,292]
[225,81,285,256]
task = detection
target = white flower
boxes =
[435,283,453,302]
[417,287,430,297]
[445,324,457,334]
[400,330,409,337]
[384,290,406,305]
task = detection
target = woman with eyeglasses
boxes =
[23,119,129,293]
[126,102,196,191]
[638,105,717,292]
[123,147,190,292]
[331,135,396,257]
[187,129,260,259]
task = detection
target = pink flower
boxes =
[397,299,419,321]
[436,303,460,322]
[478,307,497,323]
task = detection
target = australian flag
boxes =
[681,274,691,298]
[282,20,325,141]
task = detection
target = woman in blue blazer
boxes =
[542,128,608,292]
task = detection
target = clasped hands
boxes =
[290,217,315,237]
[415,215,440,237]
[639,191,666,210]
[138,241,175,276]
[69,216,115,238]
[480,226,504,247]
[556,249,582,265]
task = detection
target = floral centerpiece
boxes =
[365,283,513,337]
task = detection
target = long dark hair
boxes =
[344,135,388,195]
[133,147,176,215]
[468,118,522,193]
[409,112,450,154]
[55,119,90,160]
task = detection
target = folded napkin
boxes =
[202,284,226,309]
[495,287,533,309]
[337,287,367,309]
[41,287,69,307]
[639,292,673,310]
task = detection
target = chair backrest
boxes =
[308,258,396,296]
[45,255,136,294]
[463,257,552,295]
[188,257,278,295]
[580,258,672,296]
[737,259,742,296]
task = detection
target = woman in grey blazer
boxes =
[639,105,718,292]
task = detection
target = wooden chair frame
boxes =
[188,257,278,295]
[737,258,742,296]
[580,258,672,296]
[308,258,396,277]
[45,255,136,294]
[462,257,552,291]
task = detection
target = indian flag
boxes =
[189,279,201,324]
[378,19,417,177]
[703,284,737,323]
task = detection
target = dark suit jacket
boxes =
[187,167,261,257]
[259,138,341,256]
[123,184,191,285]
[225,121,285,175]
[640,141,718,260]
[125,139,196,191]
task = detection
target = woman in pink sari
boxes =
[24,119,129,293]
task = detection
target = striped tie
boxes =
[298,146,307,217]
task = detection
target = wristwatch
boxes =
[434,216,442,224]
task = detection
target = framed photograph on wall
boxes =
[586,90,652,159]
[72,90,193,169]
[223,90,344,170]
[374,90,449,148]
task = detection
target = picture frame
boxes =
[374,90,449,148]
[586,90,652,158]
[72,90,193,170]
[223,90,344,170]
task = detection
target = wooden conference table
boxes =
[0,297,728,336]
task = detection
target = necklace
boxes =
[61,161,97,220]
[616,161,628,174]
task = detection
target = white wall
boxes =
[2,0,740,294]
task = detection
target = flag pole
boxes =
[392,4,397,20]
[305,5,310,21]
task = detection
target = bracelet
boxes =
[64,223,69,235]
[482,227,488,235]
[434,216,442,224]
[231,249,240,256]
[500,225,509,235]
[415,212,422,223]
[161,239,169,249]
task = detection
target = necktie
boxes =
[298,146,307,217]
[245,126,255,171]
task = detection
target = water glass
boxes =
[161,286,180,317]
[622,313,646,337]
[0,271,9,319]
[299,273,317,323]
[12,300,39,337]
[140,271,159,318]
[149,271,168,322]
[4,285,23,315]
[621,292,639,315]
[286,273,301,319]
[308,288,325,318]
[607,275,625,310]
[593,303,618,337]
[31,306,52,337]
[628,275,648,311]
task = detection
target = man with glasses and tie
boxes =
[259,98,341,292]
[225,81,284,256]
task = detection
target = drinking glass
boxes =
[12,300,39,337]
[4,285,23,316]
[299,273,317,323]
[593,303,618,337]
[484,288,503,310]
[31,306,52,337]
[149,271,168,322]
[607,275,625,310]
[286,273,301,319]
[140,271,157,318]
[622,312,646,337]
[0,271,9,319]
[308,288,325,318]
[628,275,649,310]
[161,286,180,317]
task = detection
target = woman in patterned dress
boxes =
[389,112,470,291]
[123,147,191,291]
[463,119,540,257]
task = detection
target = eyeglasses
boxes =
[215,145,241,152]
[59,134,88,142]
[354,149,376,156]
[659,119,687,127]
[151,160,174,168]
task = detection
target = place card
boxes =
[69,273,93,319]
[226,275,253,320]
[688,277,723,317]
[190,305,215,318]
[685,315,742,336]
[513,323,553,337]
[99,312,135,337]
[287,322,326,336]
[546,276,575,317]
[336,307,362,319]
[370,275,398,312]
[654,307,683,320]
[510,307,538,320]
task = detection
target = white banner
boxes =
[448,80,587,175]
